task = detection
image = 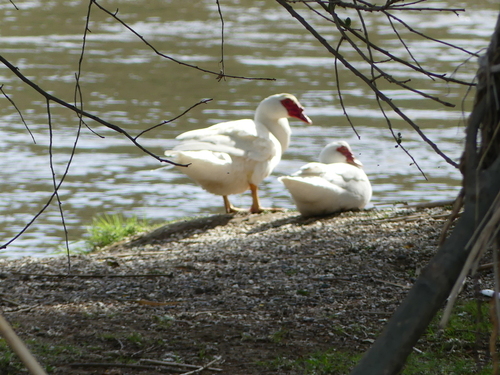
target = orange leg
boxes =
[249,184,285,213]
[249,184,263,213]
[223,196,245,214]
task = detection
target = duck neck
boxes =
[254,113,291,153]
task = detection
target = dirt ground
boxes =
[0,204,491,374]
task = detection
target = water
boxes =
[0,0,497,258]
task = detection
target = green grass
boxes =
[53,214,203,255]
[0,338,79,374]
[0,339,23,374]
[261,350,360,374]
[261,300,495,374]
[85,214,152,250]
[126,332,144,345]
[269,328,289,344]
[404,352,492,374]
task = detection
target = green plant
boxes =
[269,328,289,344]
[260,300,495,374]
[259,356,295,372]
[126,332,144,345]
[404,351,492,375]
[260,350,359,375]
[0,339,22,374]
[85,214,151,250]
[423,300,492,352]
[301,350,360,374]
[198,346,207,359]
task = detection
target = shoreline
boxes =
[2,204,487,375]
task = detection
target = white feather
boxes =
[164,93,312,212]
[279,141,372,217]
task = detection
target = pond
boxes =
[0,0,497,258]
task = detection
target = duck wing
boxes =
[174,119,278,162]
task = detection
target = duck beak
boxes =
[290,104,312,124]
[280,97,313,124]
[299,112,313,125]
[349,158,363,168]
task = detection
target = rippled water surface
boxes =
[1,0,498,257]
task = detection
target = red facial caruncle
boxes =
[281,98,312,124]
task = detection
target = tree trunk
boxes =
[350,12,500,375]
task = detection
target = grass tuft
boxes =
[85,214,151,250]
[260,300,495,374]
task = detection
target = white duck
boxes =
[278,141,372,217]
[164,93,312,213]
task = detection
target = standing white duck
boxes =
[164,93,312,213]
[278,141,372,217]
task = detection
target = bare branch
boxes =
[135,99,213,139]
[0,99,85,251]
[311,1,474,87]
[288,0,465,13]
[333,38,360,138]
[91,0,274,82]
[385,13,428,78]
[0,54,189,167]
[46,99,72,270]
[8,0,18,10]
[1,178,61,250]
[215,0,226,81]
[278,0,459,169]
[353,1,427,177]
[384,11,477,58]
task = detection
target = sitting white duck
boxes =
[164,93,312,213]
[278,141,372,217]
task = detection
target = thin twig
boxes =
[135,99,212,139]
[66,362,171,371]
[288,0,465,14]
[180,356,222,375]
[372,278,411,289]
[327,5,456,108]
[92,0,272,82]
[0,85,35,143]
[333,38,360,138]
[12,272,175,278]
[215,0,225,81]
[73,1,101,137]
[1,189,58,249]
[328,7,429,177]
[386,13,428,78]
[65,3,94,268]
[0,54,187,167]
[276,0,459,169]
[0,294,21,306]
[140,359,223,372]
[46,100,71,272]
[1,95,84,251]
[438,190,464,246]
[385,11,477,58]
[310,1,473,87]
[8,0,18,10]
